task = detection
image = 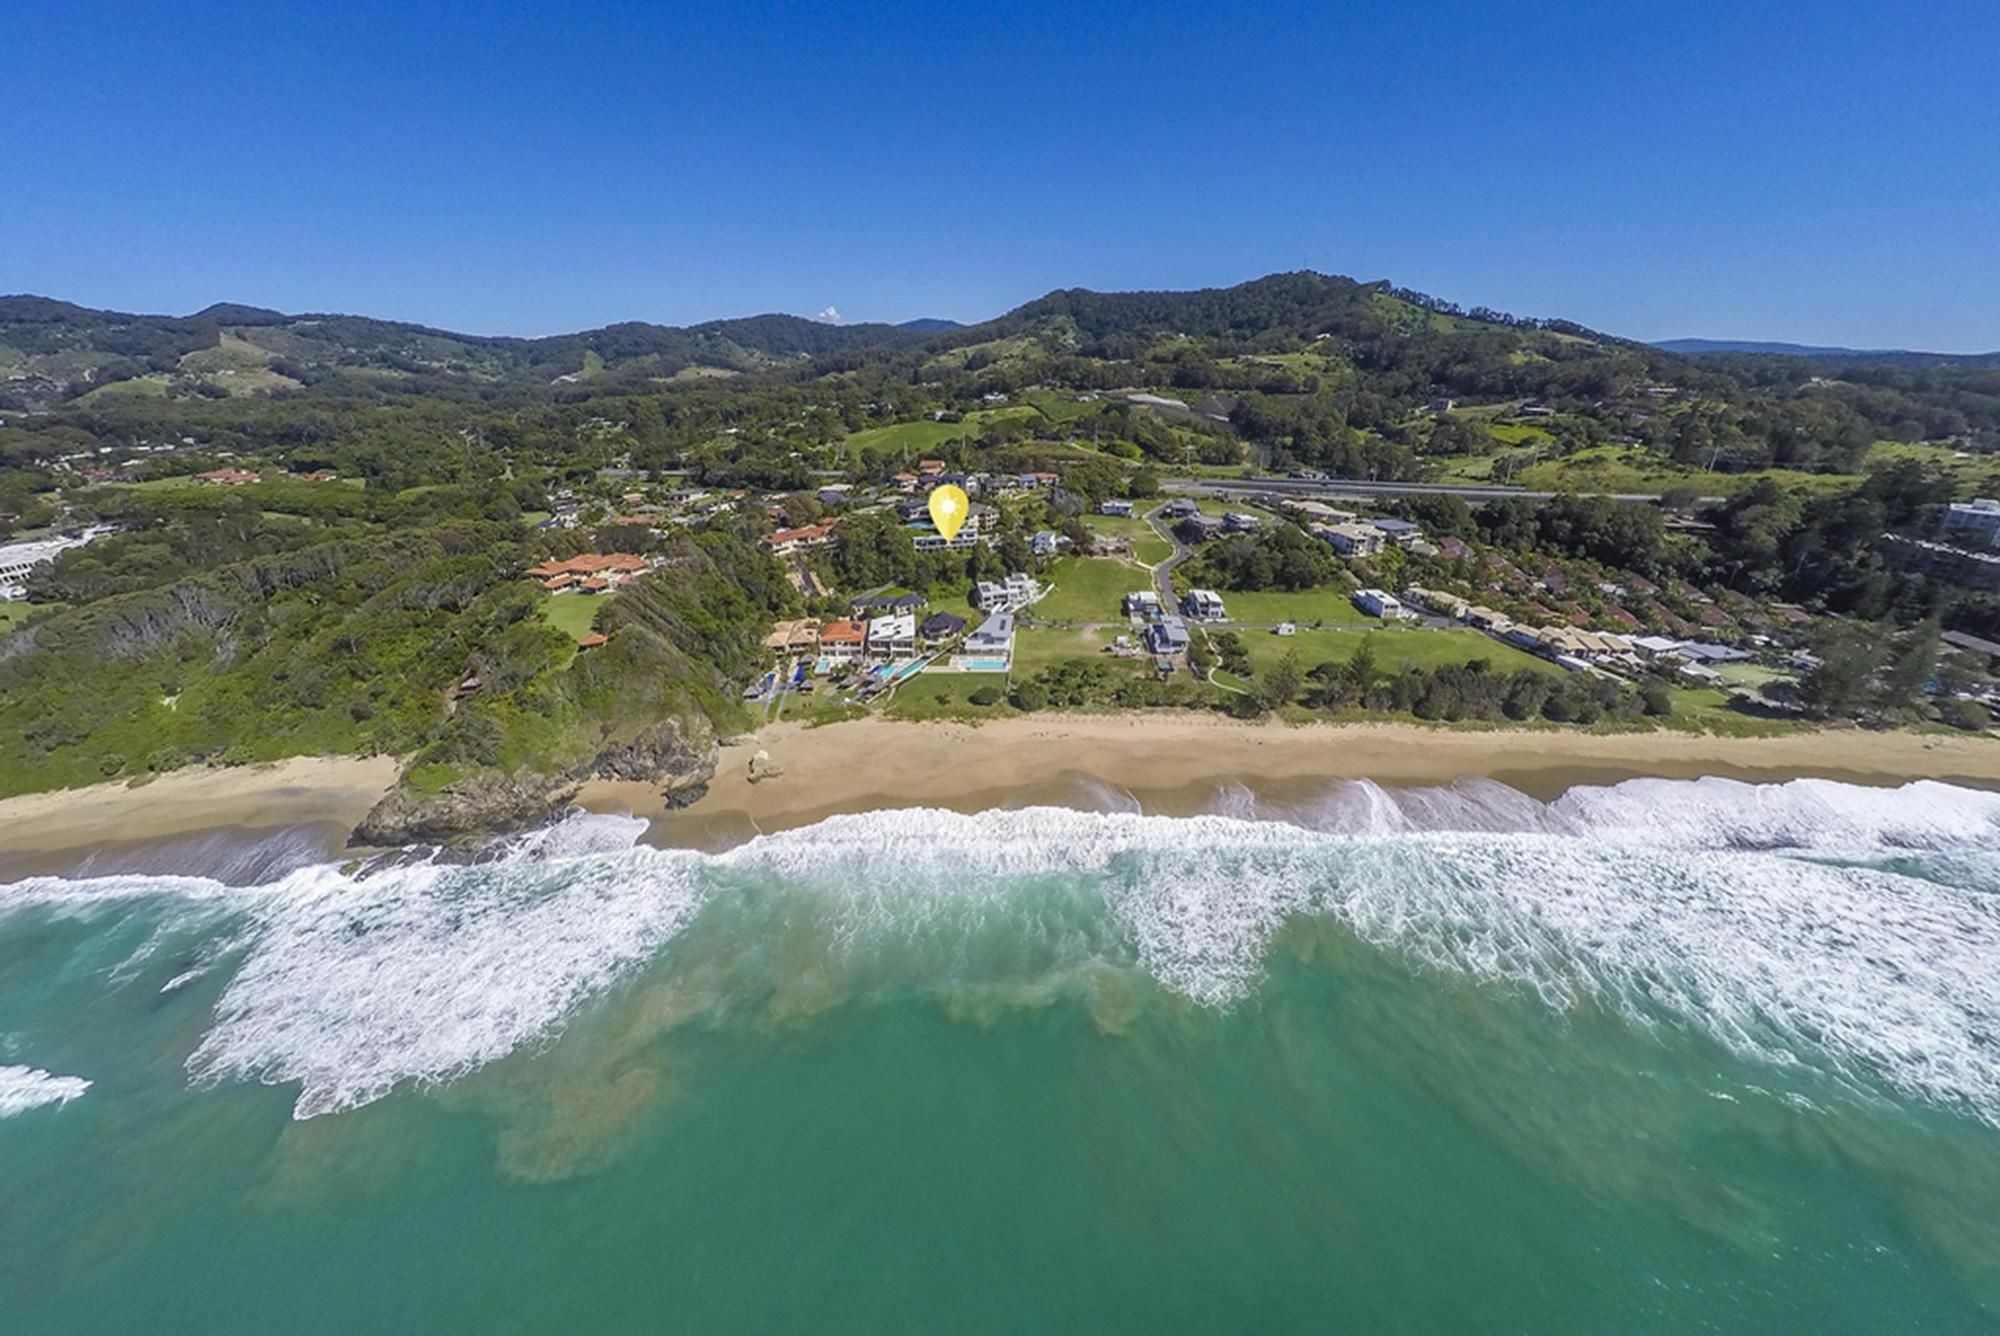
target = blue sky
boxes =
[10,0,1999,348]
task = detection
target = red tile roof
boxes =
[818,619,867,644]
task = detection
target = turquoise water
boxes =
[4,777,2000,1332]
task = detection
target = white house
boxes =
[1099,499,1135,518]
[866,613,917,660]
[1030,529,1068,556]
[1124,590,1163,618]
[1222,511,1262,534]
[956,611,1016,669]
[1353,588,1410,620]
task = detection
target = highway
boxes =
[1161,475,1713,505]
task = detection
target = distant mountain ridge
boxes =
[0,295,957,408]
[1655,337,2000,366]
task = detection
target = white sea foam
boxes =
[185,843,705,1118]
[0,1064,91,1116]
[2,776,1998,1123]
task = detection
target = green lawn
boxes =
[883,671,1010,720]
[539,592,605,642]
[1032,556,1155,623]
[1011,626,1151,680]
[841,420,977,455]
[1661,687,1802,737]
[1236,626,1558,677]
[1205,586,1372,626]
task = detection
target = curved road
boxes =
[1145,502,1192,605]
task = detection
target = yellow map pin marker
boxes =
[928,483,969,542]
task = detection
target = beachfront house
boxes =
[1146,615,1191,655]
[817,619,867,665]
[1181,589,1227,621]
[1402,587,1468,619]
[1353,588,1410,620]
[866,613,917,661]
[762,618,820,654]
[955,611,1016,670]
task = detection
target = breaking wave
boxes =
[2,776,1999,1122]
[0,1064,92,1116]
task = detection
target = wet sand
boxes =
[580,716,2000,849]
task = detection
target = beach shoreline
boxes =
[1,720,1995,863]
[0,755,400,861]
[590,715,2000,847]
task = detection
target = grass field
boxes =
[840,406,1039,459]
[883,671,1010,720]
[1083,512,1172,562]
[1010,625,1151,680]
[1233,626,1557,678]
[539,592,605,643]
[1661,687,1802,737]
[1864,440,2000,497]
[1032,556,1154,623]
[1428,443,1861,496]
[1202,586,1371,626]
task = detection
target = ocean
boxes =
[3,774,1999,1332]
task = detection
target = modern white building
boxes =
[866,612,917,660]
[913,515,982,553]
[973,572,1041,612]
[1123,590,1162,618]
[955,611,1016,669]
[1099,499,1135,518]
[1353,588,1410,619]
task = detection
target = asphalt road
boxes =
[1162,476,1717,505]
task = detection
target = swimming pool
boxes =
[953,658,1010,672]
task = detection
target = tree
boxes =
[1799,623,1884,718]
[1011,681,1048,711]
[1878,620,1940,713]
[969,685,1002,706]
[1346,635,1378,693]
[1127,471,1161,499]
[1260,650,1303,709]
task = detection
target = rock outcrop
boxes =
[353,715,718,847]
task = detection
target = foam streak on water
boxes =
[0,779,1997,1123]
[0,1064,92,1116]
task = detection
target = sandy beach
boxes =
[585,715,2000,846]
[0,755,400,859]
[2,719,1995,860]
